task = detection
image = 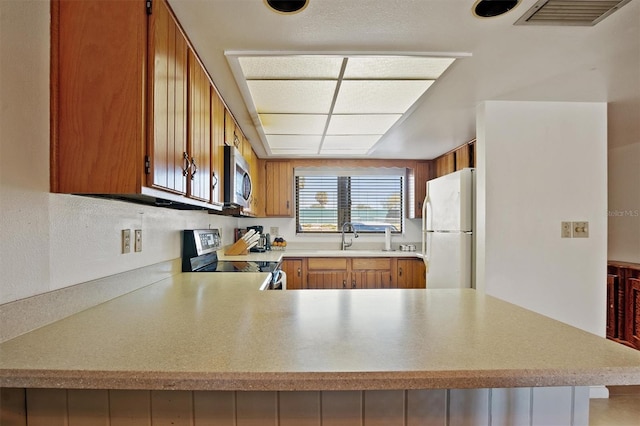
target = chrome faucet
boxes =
[341,222,359,250]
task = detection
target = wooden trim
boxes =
[49,0,60,193]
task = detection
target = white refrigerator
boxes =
[421,168,474,289]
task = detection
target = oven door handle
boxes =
[273,270,286,290]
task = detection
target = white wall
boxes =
[608,143,640,263]
[476,101,608,336]
[0,0,238,305]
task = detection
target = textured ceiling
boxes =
[168,0,640,159]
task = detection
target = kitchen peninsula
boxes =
[2,271,640,425]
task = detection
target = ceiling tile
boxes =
[239,56,343,79]
[322,135,382,150]
[265,134,322,149]
[247,80,337,113]
[259,114,328,134]
[344,57,455,79]
[327,114,402,135]
[333,80,434,114]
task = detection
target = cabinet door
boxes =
[306,258,348,289]
[187,50,211,202]
[607,274,618,339]
[52,0,146,193]
[436,152,455,178]
[626,275,640,350]
[265,161,293,217]
[454,144,471,170]
[413,161,432,218]
[211,90,225,205]
[351,258,392,289]
[396,259,427,289]
[148,0,188,194]
[224,109,239,148]
[281,259,303,290]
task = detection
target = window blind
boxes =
[296,174,403,233]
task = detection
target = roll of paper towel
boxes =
[385,227,391,251]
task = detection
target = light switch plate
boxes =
[573,221,589,238]
[561,222,572,238]
[134,229,142,252]
[122,229,131,253]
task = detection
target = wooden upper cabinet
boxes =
[413,161,432,218]
[187,49,211,202]
[147,0,188,195]
[224,109,239,148]
[211,90,225,206]
[51,0,147,193]
[454,142,475,171]
[265,161,293,217]
[435,152,455,178]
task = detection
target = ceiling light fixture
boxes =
[265,0,309,14]
[473,0,520,17]
[226,53,467,157]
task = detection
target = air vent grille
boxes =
[515,0,631,26]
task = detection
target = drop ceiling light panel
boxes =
[322,135,382,154]
[239,56,343,79]
[247,80,337,113]
[333,80,434,114]
[344,57,455,79]
[228,53,458,156]
[327,114,402,135]
[265,134,322,149]
[514,0,631,26]
[260,114,327,134]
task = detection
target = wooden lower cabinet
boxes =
[288,257,426,290]
[281,258,303,290]
[397,258,427,289]
[351,258,393,289]
[307,258,349,289]
[607,261,640,351]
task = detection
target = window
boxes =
[295,169,404,233]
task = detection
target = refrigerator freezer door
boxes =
[425,232,472,289]
[425,169,473,232]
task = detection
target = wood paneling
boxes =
[1,388,26,426]
[10,387,589,425]
[110,390,151,426]
[413,161,432,218]
[435,152,455,177]
[279,391,321,426]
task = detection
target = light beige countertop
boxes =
[1,273,640,391]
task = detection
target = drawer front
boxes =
[307,258,348,270]
[351,258,391,270]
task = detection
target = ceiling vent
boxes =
[514,0,632,26]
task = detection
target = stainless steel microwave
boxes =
[224,146,252,209]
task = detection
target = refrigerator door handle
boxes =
[421,183,429,256]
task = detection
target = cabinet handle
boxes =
[342,280,346,288]
[399,267,403,277]
[297,268,301,277]
[286,200,290,209]
[182,152,191,177]
[352,279,356,288]
[190,157,197,180]
[212,172,218,189]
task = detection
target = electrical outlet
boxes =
[134,229,142,252]
[561,222,572,238]
[122,229,131,253]
[270,227,279,236]
[573,221,589,238]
